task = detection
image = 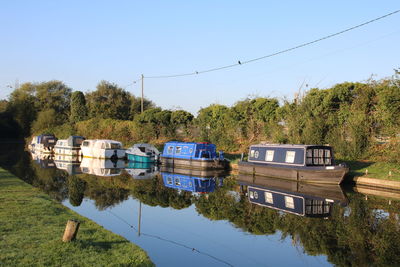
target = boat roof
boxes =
[250,143,331,149]
[165,141,212,145]
[85,139,122,144]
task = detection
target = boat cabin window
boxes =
[254,151,259,159]
[175,146,182,154]
[265,150,274,161]
[285,151,296,163]
[75,138,84,145]
[138,147,146,153]
[264,192,273,204]
[101,143,106,149]
[250,150,255,157]
[167,177,173,185]
[174,178,181,186]
[285,196,295,209]
[110,143,121,149]
[82,141,90,147]
[201,151,210,158]
[167,146,174,154]
[306,148,332,166]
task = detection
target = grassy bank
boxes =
[338,160,400,181]
[0,168,154,266]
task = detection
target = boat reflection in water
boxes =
[80,157,125,177]
[125,161,159,179]
[54,154,82,175]
[161,166,227,193]
[30,151,56,169]
[237,174,348,218]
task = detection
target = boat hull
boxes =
[161,157,229,170]
[238,161,348,185]
[127,153,155,163]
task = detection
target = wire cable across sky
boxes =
[144,9,400,79]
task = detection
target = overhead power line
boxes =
[144,9,400,79]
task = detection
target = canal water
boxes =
[1,145,399,267]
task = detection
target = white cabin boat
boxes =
[28,134,58,153]
[80,139,125,159]
[126,143,160,163]
[80,158,125,177]
[54,136,85,156]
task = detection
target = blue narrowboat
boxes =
[160,141,229,170]
[238,144,348,184]
[237,174,347,217]
[161,171,224,193]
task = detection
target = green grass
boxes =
[338,160,400,181]
[0,168,154,267]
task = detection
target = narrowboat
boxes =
[54,136,85,156]
[80,139,125,159]
[125,143,160,163]
[237,174,348,217]
[80,158,125,177]
[238,144,349,184]
[162,171,224,193]
[28,134,58,153]
[160,141,229,170]
[125,161,159,179]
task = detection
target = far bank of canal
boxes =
[0,168,154,266]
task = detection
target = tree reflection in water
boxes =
[1,151,400,266]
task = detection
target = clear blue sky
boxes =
[1,1,399,114]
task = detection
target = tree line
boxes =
[1,70,399,160]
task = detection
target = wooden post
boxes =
[62,219,80,242]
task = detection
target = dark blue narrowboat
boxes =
[238,144,348,184]
[237,174,348,217]
[160,141,229,170]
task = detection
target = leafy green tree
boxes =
[6,83,38,136]
[171,110,194,136]
[137,108,173,139]
[35,80,72,119]
[86,81,132,120]
[31,109,59,134]
[70,91,88,123]
[130,96,155,119]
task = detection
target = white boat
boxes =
[28,134,58,153]
[54,136,85,156]
[80,139,125,159]
[80,157,125,177]
[126,143,160,163]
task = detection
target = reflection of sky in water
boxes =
[63,197,330,267]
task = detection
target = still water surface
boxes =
[1,145,399,267]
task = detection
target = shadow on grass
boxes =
[77,239,130,250]
[337,160,374,178]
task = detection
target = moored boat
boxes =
[237,174,348,217]
[80,139,125,159]
[54,136,85,156]
[28,134,58,153]
[160,141,229,170]
[238,144,348,185]
[125,161,159,179]
[161,170,225,193]
[126,143,160,163]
